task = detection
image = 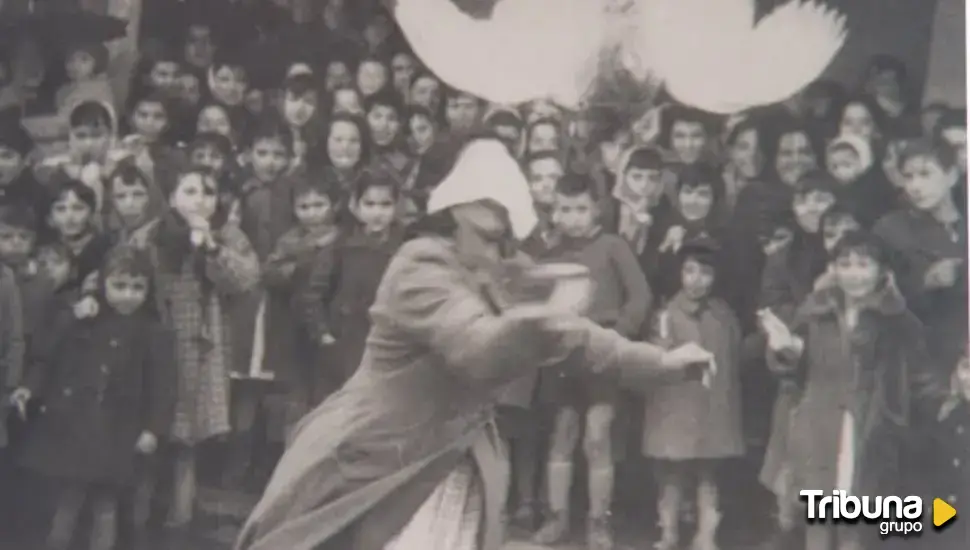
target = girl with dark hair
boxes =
[129,169,259,527]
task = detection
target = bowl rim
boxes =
[526,262,590,279]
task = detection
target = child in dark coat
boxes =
[11,247,175,550]
[262,177,340,439]
[300,170,404,396]
[535,174,651,550]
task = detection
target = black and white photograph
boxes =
[0,0,966,549]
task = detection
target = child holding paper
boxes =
[641,238,743,550]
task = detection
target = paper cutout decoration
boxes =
[626,0,847,114]
[393,0,606,109]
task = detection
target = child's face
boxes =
[111,179,151,228]
[822,214,861,252]
[729,128,761,179]
[623,167,664,203]
[65,50,96,81]
[364,15,392,49]
[104,272,149,315]
[941,126,968,173]
[178,73,201,105]
[833,250,881,300]
[68,124,110,162]
[190,144,226,175]
[792,190,835,233]
[184,25,215,68]
[410,76,440,110]
[131,101,168,141]
[367,104,401,147]
[325,61,351,91]
[210,65,247,106]
[355,186,396,232]
[356,61,388,97]
[0,223,34,265]
[149,61,179,93]
[327,120,362,170]
[49,191,93,239]
[37,249,71,288]
[250,138,290,183]
[553,192,597,238]
[245,89,266,115]
[170,173,218,223]
[294,190,332,228]
[776,131,817,186]
[901,155,957,212]
[670,121,707,164]
[527,123,558,154]
[678,183,715,221]
[445,95,481,133]
[283,91,318,128]
[0,145,25,185]
[527,158,564,206]
[827,147,862,184]
[882,140,906,188]
[391,53,416,94]
[681,258,715,301]
[600,132,632,173]
[840,103,875,141]
[408,114,436,153]
[197,107,232,138]
[332,89,363,115]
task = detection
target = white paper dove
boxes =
[393,0,606,108]
[627,0,847,114]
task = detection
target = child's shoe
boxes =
[587,515,614,550]
[533,510,570,545]
[691,507,721,550]
[511,500,538,530]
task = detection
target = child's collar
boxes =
[670,291,708,316]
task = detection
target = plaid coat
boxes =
[130,218,260,445]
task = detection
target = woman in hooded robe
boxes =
[234,137,714,550]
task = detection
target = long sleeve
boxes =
[608,236,652,337]
[262,232,303,289]
[143,322,176,437]
[0,270,24,390]
[387,246,674,389]
[24,309,73,395]
[206,224,261,294]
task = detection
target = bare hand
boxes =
[73,296,100,319]
[134,431,158,454]
[659,226,686,254]
[758,309,798,352]
[9,387,30,419]
[320,333,337,346]
[660,342,714,370]
[924,258,962,289]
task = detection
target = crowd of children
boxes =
[0,2,967,550]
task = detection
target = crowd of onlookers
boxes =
[0,1,966,550]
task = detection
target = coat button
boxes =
[63,388,72,396]
[109,339,119,348]
[957,425,965,435]
[954,458,961,468]
[948,495,958,505]
[100,364,109,373]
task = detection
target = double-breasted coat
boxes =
[18,307,175,486]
